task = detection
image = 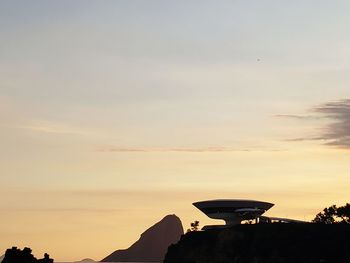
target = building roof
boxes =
[193,199,274,211]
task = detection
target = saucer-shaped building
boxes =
[193,199,274,227]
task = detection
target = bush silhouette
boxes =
[2,247,53,263]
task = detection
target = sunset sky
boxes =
[1,1,350,261]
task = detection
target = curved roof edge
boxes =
[193,199,274,210]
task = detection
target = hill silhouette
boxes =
[102,214,184,262]
[76,259,95,263]
[164,223,350,263]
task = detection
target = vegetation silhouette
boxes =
[165,203,350,262]
[313,203,350,224]
[2,247,53,263]
[164,223,350,263]
[187,221,200,232]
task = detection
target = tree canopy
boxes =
[313,203,350,224]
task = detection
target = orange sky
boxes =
[1,1,350,261]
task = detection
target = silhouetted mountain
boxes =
[102,214,184,262]
[2,247,53,263]
[164,223,350,263]
[0,254,5,262]
[76,259,95,262]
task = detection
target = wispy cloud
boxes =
[274,114,320,120]
[280,99,350,149]
[97,146,251,153]
[312,99,350,148]
[3,120,91,136]
[1,207,128,213]
[96,146,286,153]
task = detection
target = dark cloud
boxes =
[313,99,350,148]
[274,99,350,149]
[281,99,350,149]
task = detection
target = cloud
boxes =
[274,114,319,120]
[312,99,350,148]
[1,207,128,214]
[284,137,312,142]
[281,99,350,149]
[96,146,287,153]
[3,120,91,136]
[96,146,252,153]
[0,96,90,136]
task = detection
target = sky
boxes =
[1,0,350,261]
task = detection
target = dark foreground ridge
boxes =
[2,247,53,263]
[101,214,184,262]
[164,223,350,263]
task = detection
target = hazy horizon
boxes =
[1,0,350,261]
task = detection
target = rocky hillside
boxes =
[102,214,184,262]
[164,223,350,263]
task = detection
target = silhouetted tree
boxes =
[2,247,53,263]
[313,205,337,224]
[190,220,200,231]
[313,203,350,224]
[336,203,350,224]
[187,221,200,232]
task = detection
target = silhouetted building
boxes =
[193,199,305,230]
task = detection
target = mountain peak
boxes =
[101,214,184,262]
